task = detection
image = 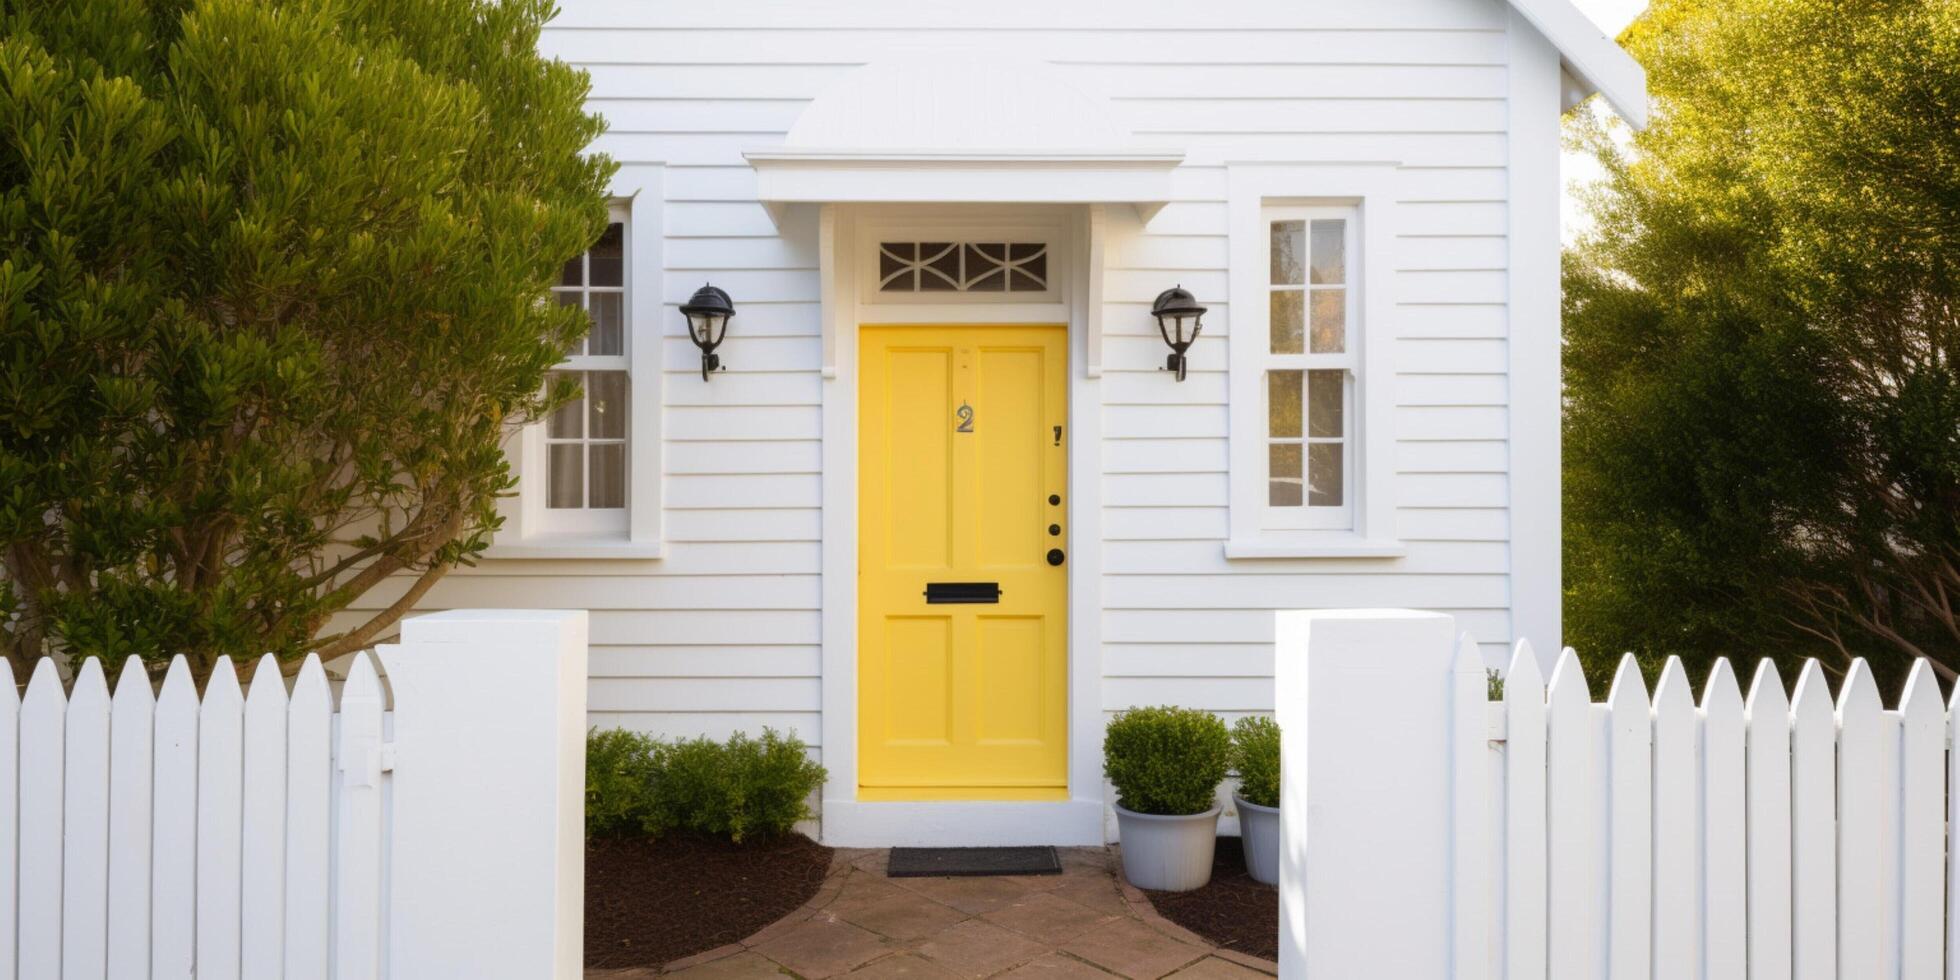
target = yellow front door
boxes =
[858,324,1068,800]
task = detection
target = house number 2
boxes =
[955,402,975,433]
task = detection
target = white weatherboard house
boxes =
[359,0,1647,846]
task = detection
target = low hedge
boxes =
[585,727,827,842]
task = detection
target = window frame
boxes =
[488,167,665,560]
[1225,165,1402,559]
[1261,207,1358,531]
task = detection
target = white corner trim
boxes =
[1507,0,1649,128]
[1508,12,1566,669]
[1083,204,1107,379]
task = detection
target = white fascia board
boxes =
[1508,0,1650,129]
[745,149,1183,225]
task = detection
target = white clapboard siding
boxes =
[1700,659,1745,980]
[1742,661,1791,980]
[384,0,1545,749]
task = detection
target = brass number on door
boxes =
[955,402,975,433]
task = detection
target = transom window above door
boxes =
[877,242,1050,294]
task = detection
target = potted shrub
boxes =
[1104,705,1230,891]
[1230,716,1281,885]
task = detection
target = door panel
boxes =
[859,325,1068,800]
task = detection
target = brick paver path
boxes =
[586,846,1278,979]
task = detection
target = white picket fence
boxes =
[1275,609,1958,980]
[0,609,589,980]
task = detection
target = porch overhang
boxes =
[745,56,1184,227]
[746,148,1184,227]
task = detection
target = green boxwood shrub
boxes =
[1103,706,1230,816]
[1230,716,1281,809]
[584,727,828,843]
[585,729,663,838]
[652,729,827,842]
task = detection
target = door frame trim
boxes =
[817,204,1107,846]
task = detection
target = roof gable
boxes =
[1509,0,1648,128]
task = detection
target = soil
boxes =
[1141,837,1279,961]
[584,832,834,969]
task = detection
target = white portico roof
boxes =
[743,57,1183,221]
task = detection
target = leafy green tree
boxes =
[1564,0,1959,690]
[0,0,614,677]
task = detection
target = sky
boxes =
[1563,0,1649,241]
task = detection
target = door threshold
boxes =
[856,786,1068,802]
[821,798,1105,848]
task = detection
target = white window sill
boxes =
[1224,537,1406,560]
[481,537,664,561]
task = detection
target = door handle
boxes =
[1046,549,1065,567]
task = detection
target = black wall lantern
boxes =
[1151,285,1207,382]
[681,283,736,381]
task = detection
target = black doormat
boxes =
[887,846,1063,877]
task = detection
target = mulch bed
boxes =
[1142,837,1278,960]
[585,832,833,969]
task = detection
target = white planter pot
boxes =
[1235,795,1280,885]
[1114,804,1220,892]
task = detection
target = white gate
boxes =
[1276,609,1956,980]
[0,609,587,980]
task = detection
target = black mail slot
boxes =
[924,582,1001,604]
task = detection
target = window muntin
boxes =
[541,219,630,532]
[1263,211,1355,529]
[876,241,1049,294]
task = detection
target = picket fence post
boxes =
[378,609,589,980]
[1274,609,1458,979]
